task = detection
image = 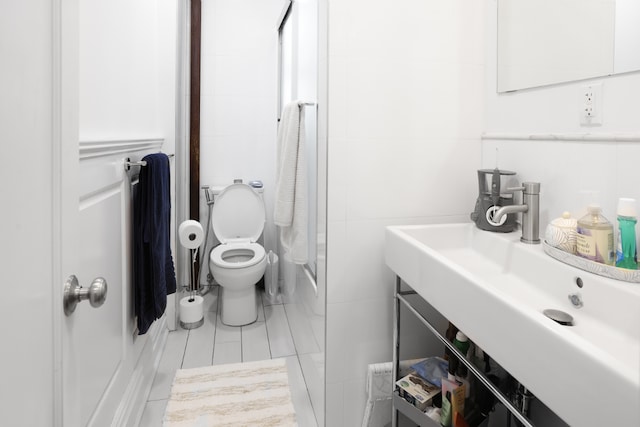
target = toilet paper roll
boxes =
[178,220,204,249]
[180,296,204,324]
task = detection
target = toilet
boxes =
[209,183,267,326]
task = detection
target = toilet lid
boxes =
[211,183,265,243]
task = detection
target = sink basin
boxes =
[385,223,640,427]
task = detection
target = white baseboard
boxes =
[111,316,169,427]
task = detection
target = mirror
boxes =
[497,0,640,92]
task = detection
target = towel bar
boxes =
[124,153,174,170]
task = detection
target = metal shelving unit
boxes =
[392,277,535,427]
[393,391,441,426]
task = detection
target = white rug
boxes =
[164,358,298,427]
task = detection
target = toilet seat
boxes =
[211,242,265,269]
[210,183,266,270]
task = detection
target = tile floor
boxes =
[139,286,320,427]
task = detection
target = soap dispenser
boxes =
[576,205,614,265]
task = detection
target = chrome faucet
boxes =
[494,182,541,244]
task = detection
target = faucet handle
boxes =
[507,182,540,194]
[522,182,540,194]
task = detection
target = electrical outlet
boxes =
[580,83,602,126]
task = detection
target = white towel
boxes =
[274,101,308,264]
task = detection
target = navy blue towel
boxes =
[133,153,177,335]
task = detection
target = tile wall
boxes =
[325,1,486,424]
[199,0,283,254]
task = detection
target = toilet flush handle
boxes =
[63,275,108,316]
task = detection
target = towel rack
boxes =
[124,153,175,171]
[277,102,317,123]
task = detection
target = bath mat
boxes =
[163,358,297,427]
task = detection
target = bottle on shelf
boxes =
[453,331,471,398]
[453,332,470,373]
[616,198,638,270]
[576,204,614,265]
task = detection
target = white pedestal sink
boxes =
[385,222,640,427]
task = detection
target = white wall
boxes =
[79,0,176,141]
[199,0,283,258]
[484,0,640,237]
[325,1,485,425]
[79,1,179,424]
[80,0,179,323]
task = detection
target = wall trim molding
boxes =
[481,132,640,143]
[111,316,168,427]
[79,138,164,159]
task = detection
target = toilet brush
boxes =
[188,247,198,300]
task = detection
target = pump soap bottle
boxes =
[576,205,614,265]
[616,198,638,270]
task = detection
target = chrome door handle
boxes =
[63,275,108,316]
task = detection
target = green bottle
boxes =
[616,198,638,270]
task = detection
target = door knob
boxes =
[63,275,108,316]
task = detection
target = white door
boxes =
[1,1,122,425]
[1,2,72,425]
[2,2,173,425]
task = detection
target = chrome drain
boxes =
[543,309,574,326]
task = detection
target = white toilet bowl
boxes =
[208,183,266,326]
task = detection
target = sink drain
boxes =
[543,309,574,326]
